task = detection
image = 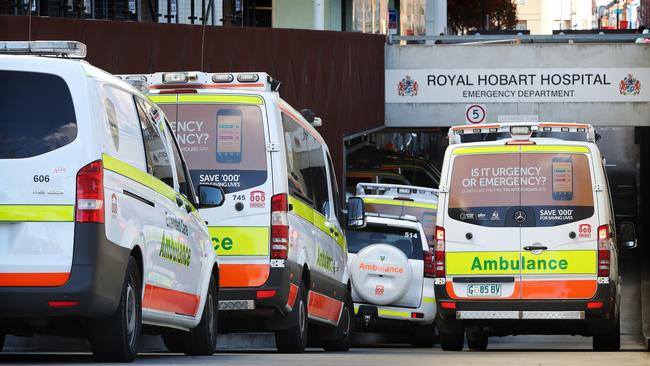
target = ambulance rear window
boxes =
[346,225,423,260]
[0,71,77,159]
[448,152,594,227]
[161,103,267,194]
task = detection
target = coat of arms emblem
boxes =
[398,75,419,96]
[619,74,641,95]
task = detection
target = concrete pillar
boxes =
[425,0,447,36]
[315,0,325,30]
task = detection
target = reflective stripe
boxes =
[288,195,346,251]
[102,154,183,206]
[521,145,590,153]
[452,146,520,155]
[423,297,436,303]
[0,205,74,222]
[378,309,411,318]
[0,272,70,287]
[177,94,264,105]
[220,263,270,287]
[208,226,269,256]
[362,197,438,210]
[452,145,590,155]
[446,250,597,275]
[148,95,177,104]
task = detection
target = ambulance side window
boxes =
[135,99,174,188]
[308,137,330,217]
[281,113,314,204]
[168,124,191,199]
[326,154,341,222]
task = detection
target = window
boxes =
[0,71,77,159]
[346,224,423,260]
[327,154,341,221]
[282,113,314,204]
[168,123,192,199]
[136,99,174,188]
[308,136,330,217]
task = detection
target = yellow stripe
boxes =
[378,309,411,318]
[177,94,264,105]
[423,297,436,303]
[208,226,269,256]
[453,146,520,155]
[446,250,597,275]
[288,195,347,251]
[521,145,590,153]
[102,154,178,204]
[362,197,437,210]
[354,305,359,314]
[0,205,74,222]
[148,95,177,104]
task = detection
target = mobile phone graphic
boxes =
[552,157,573,201]
[216,109,243,163]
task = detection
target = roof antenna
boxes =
[200,0,214,72]
[28,0,32,43]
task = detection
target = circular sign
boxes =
[465,104,486,124]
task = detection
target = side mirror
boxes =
[619,221,637,249]
[198,185,225,208]
[346,197,366,229]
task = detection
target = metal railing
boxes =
[388,33,650,45]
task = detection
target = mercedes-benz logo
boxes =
[514,210,527,223]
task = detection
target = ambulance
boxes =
[119,71,365,352]
[0,42,225,361]
[435,123,621,351]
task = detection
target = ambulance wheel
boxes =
[184,275,219,355]
[0,333,5,352]
[410,323,437,348]
[321,292,353,352]
[90,257,142,362]
[440,331,464,351]
[275,281,308,353]
[466,331,488,351]
[593,315,620,351]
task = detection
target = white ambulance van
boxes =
[435,123,621,351]
[119,71,366,352]
[0,42,225,362]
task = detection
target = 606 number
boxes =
[33,175,50,183]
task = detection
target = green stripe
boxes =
[423,297,436,303]
[378,309,410,318]
[148,95,178,104]
[362,197,437,210]
[102,154,178,204]
[288,195,347,252]
[0,205,74,222]
[177,94,264,105]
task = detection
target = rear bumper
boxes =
[434,282,617,336]
[0,223,129,319]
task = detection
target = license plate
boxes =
[467,284,502,297]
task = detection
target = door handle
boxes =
[523,245,548,251]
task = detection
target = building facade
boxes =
[516,0,595,34]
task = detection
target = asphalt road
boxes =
[0,334,648,366]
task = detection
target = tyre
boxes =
[321,292,354,352]
[409,323,437,348]
[0,332,5,352]
[183,274,219,356]
[440,331,464,351]
[593,315,620,351]
[466,331,488,351]
[275,281,308,353]
[89,257,142,362]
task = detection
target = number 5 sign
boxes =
[465,104,486,125]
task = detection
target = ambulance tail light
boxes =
[271,194,289,260]
[75,160,104,224]
[434,226,446,278]
[597,224,612,278]
[423,249,435,278]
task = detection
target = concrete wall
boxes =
[385,43,650,127]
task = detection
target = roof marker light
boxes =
[212,73,234,83]
[237,73,260,82]
[0,41,87,58]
